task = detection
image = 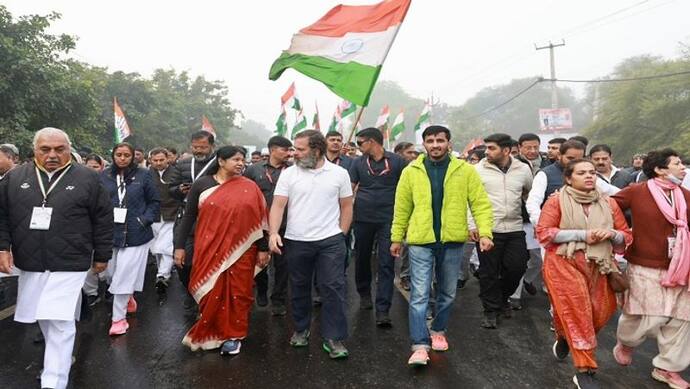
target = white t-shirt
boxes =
[274,160,353,241]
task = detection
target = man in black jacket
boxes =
[168,130,216,310]
[0,127,113,389]
[244,135,292,315]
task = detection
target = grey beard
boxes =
[193,154,208,162]
[295,152,319,169]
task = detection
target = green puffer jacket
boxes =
[391,154,493,244]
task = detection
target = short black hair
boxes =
[563,158,596,181]
[548,137,567,145]
[134,147,145,153]
[295,130,327,156]
[268,135,292,149]
[356,127,383,145]
[422,125,451,141]
[251,151,262,156]
[643,148,679,179]
[510,139,519,148]
[394,142,414,154]
[483,133,513,149]
[149,147,169,157]
[568,135,588,147]
[518,133,540,145]
[84,153,103,165]
[589,144,612,157]
[191,130,215,145]
[325,131,343,139]
[559,140,586,155]
[468,148,485,161]
[166,147,178,155]
[216,145,247,160]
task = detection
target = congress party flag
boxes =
[113,97,132,143]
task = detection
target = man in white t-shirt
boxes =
[269,130,353,360]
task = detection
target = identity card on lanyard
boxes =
[114,174,128,224]
[30,166,71,230]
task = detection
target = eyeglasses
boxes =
[356,139,371,147]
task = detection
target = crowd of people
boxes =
[0,125,689,389]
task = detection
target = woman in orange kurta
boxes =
[536,159,632,388]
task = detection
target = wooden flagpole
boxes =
[346,106,366,143]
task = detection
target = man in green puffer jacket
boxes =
[390,125,494,367]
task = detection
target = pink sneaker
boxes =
[612,341,633,366]
[127,296,137,313]
[431,333,449,351]
[652,368,690,389]
[109,319,129,336]
[407,349,430,366]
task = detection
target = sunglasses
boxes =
[356,139,371,147]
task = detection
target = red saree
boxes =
[537,195,632,369]
[182,176,267,351]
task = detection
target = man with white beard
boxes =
[269,130,354,360]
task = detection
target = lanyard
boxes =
[116,174,127,207]
[35,165,72,207]
[366,157,390,176]
[191,158,213,182]
[264,164,285,185]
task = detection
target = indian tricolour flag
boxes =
[375,105,390,130]
[201,115,217,137]
[269,0,411,107]
[414,101,431,145]
[312,102,321,131]
[113,97,132,143]
[275,107,288,137]
[281,82,301,110]
[390,109,405,141]
[292,109,307,139]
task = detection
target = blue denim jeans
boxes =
[408,244,463,350]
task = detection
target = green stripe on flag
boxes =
[270,52,381,107]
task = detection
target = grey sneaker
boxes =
[289,330,310,347]
[573,370,599,389]
[322,339,349,359]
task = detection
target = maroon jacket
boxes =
[613,182,690,269]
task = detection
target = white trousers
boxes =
[155,254,174,280]
[108,244,150,295]
[112,293,131,321]
[618,313,690,372]
[38,319,76,389]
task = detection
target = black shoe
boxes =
[104,290,113,303]
[480,314,497,329]
[360,296,373,310]
[523,280,538,296]
[508,297,523,310]
[553,338,570,360]
[400,277,411,291]
[375,311,392,328]
[457,279,466,289]
[256,292,268,307]
[312,295,322,307]
[86,294,101,307]
[573,370,599,389]
[322,339,349,359]
[271,304,287,316]
[470,264,480,279]
[155,277,168,295]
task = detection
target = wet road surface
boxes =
[0,261,687,389]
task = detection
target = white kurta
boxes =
[14,270,88,323]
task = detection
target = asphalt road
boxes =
[0,261,686,389]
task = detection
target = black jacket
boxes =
[101,165,160,248]
[150,166,179,221]
[167,154,217,201]
[0,162,114,271]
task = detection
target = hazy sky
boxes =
[4,0,689,130]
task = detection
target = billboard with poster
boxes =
[539,108,572,131]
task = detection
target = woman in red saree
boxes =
[174,145,270,355]
[536,159,632,389]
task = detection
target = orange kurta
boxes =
[537,195,632,369]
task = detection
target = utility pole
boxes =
[535,40,565,109]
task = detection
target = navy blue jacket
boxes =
[101,165,160,248]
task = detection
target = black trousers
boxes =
[477,231,528,315]
[353,221,395,313]
[286,234,348,340]
[178,239,194,291]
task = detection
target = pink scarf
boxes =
[647,178,690,289]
